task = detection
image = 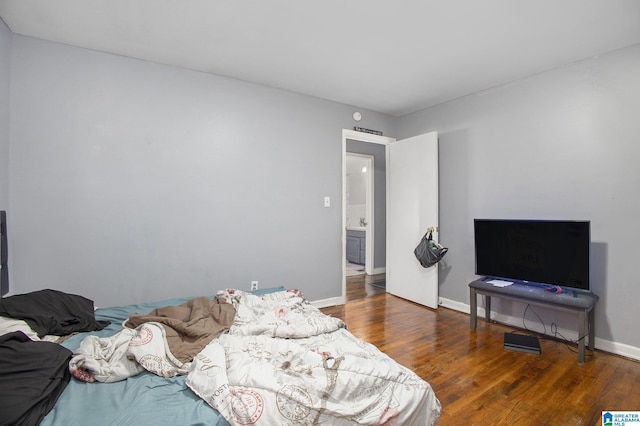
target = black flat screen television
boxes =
[474,219,590,292]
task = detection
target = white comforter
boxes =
[187,290,441,425]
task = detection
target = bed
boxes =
[0,286,441,425]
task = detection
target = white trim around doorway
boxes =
[341,129,395,301]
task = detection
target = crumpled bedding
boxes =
[125,296,236,362]
[187,289,442,425]
[69,295,235,382]
[63,289,441,425]
[41,295,236,426]
[220,288,346,337]
[68,328,144,382]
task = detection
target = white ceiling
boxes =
[1,0,639,116]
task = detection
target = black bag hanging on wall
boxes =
[414,230,448,268]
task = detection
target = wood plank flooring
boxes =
[321,274,640,425]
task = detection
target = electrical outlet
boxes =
[250,281,259,291]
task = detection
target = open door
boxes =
[386,132,439,308]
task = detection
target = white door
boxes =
[386,132,439,308]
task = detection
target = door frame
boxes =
[342,129,395,299]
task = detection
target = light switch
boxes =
[324,196,331,207]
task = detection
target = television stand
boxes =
[469,279,598,363]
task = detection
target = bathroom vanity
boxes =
[346,228,366,265]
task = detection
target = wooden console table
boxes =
[469,279,598,363]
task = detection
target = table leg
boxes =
[470,288,477,329]
[485,296,491,323]
[578,310,586,363]
[588,307,596,350]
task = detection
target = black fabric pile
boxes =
[0,331,72,426]
[0,289,111,425]
[0,288,109,337]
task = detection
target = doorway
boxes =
[345,153,373,276]
[342,130,394,298]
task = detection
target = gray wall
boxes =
[398,43,640,349]
[0,18,10,210]
[7,35,396,307]
[346,139,386,270]
[4,27,640,353]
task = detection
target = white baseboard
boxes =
[439,297,640,362]
[312,295,345,309]
[371,267,386,275]
[438,297,471,314]
[594,339,640,361]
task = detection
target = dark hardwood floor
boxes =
[321,274,640,425]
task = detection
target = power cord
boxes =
[523,304,546,336]
[520,304,593,358]
[480,297,593,358]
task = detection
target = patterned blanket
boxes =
[187,290,441,425]
[66,289,441,425]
